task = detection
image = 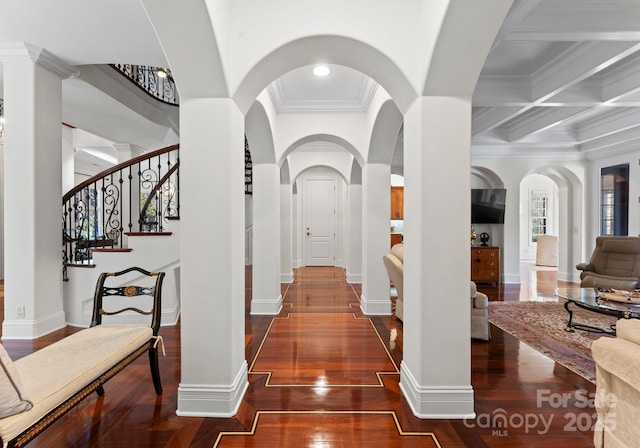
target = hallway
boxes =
[0,266,595,447]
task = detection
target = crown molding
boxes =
[267,76,378,114]
[0,42,78,79]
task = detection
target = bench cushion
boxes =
[0,344,32,419]
[0,325,152,445]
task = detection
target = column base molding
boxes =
[250,294,283,315]
[346,271,362,283]
[280,272,294,283]
[177,361,248,417]
[399,362,475,419]
[359,294,391,316]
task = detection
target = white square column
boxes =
[361,163,392,315]
[400,96,474,418]
[251,163,282,315]
[177,98,247,417]
[280,183,294,283]
[346,184,362,283]
[1,45,75,339]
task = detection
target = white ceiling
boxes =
[2,0,640,170]
[267,65,378,113]
[473,0,640,158]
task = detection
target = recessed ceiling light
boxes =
[313,65,331,77]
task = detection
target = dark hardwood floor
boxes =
[0,265,597,447]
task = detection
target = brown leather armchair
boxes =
[576,236,640,290]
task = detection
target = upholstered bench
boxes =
[0,267,165,448]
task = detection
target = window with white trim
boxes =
[530,190,549,243]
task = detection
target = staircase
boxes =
[62,145,181,327]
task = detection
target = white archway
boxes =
[521,166,584,284]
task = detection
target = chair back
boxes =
[90,267,165,335]
[383,253,404,302]
[591,236,640,278]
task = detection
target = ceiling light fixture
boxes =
[313,65,331,77]
[156,68,169,79]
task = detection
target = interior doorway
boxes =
[303,178,337,266]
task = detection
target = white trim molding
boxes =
[359,294,391,316]
[1,311,66,340]
[399,362,475,419]
[176,361,249,417]
[280,272,294,283]
[0,42,78,79]
[250,294,283,315]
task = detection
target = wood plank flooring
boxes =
[0,266,597,447]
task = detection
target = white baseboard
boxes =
[399,362,475,419]
[250,294,283,315]
[502,273,521,283]
[280,272,294,283]
[177,361,248,417]
[346,271,362,283]
[1,311,66,340]
[359,294,391,316]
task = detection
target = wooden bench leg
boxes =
[149,347,162,395]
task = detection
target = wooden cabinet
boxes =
[390,187,404,219]
[390,233,403,248]
[471,246,500,284]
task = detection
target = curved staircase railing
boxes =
[63,144,180,276]
[110,64,179,106]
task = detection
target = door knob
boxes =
[307,231,311,236]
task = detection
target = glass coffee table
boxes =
[555,287,640,335]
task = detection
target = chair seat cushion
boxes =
[0,344,32,419]
[0,325,151,444]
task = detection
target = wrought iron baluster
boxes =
[127,165,133,234]
[110,64,179,106]
[62,145,180,277]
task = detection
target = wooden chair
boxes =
[91,266,165,395]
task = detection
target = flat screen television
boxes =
[471,189,506,224]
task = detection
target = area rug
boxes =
[488,301,618,383]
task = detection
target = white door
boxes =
[304,179,336,266]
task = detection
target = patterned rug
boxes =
[488,300,618,383]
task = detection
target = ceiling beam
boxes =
[506,106,589,142]
[532,41,640,103]
[575,108,640,143]
[603,52,640,102]
[490,0,545,50]
[580,126,640,154]
[472,106,523,136]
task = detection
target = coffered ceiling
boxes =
[472,0,640,158]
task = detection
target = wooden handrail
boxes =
[63,144,179,203]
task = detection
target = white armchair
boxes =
[471,281,490,341]
[383,245,489,341]
[592,319,640,447]
[383,243,404,320]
